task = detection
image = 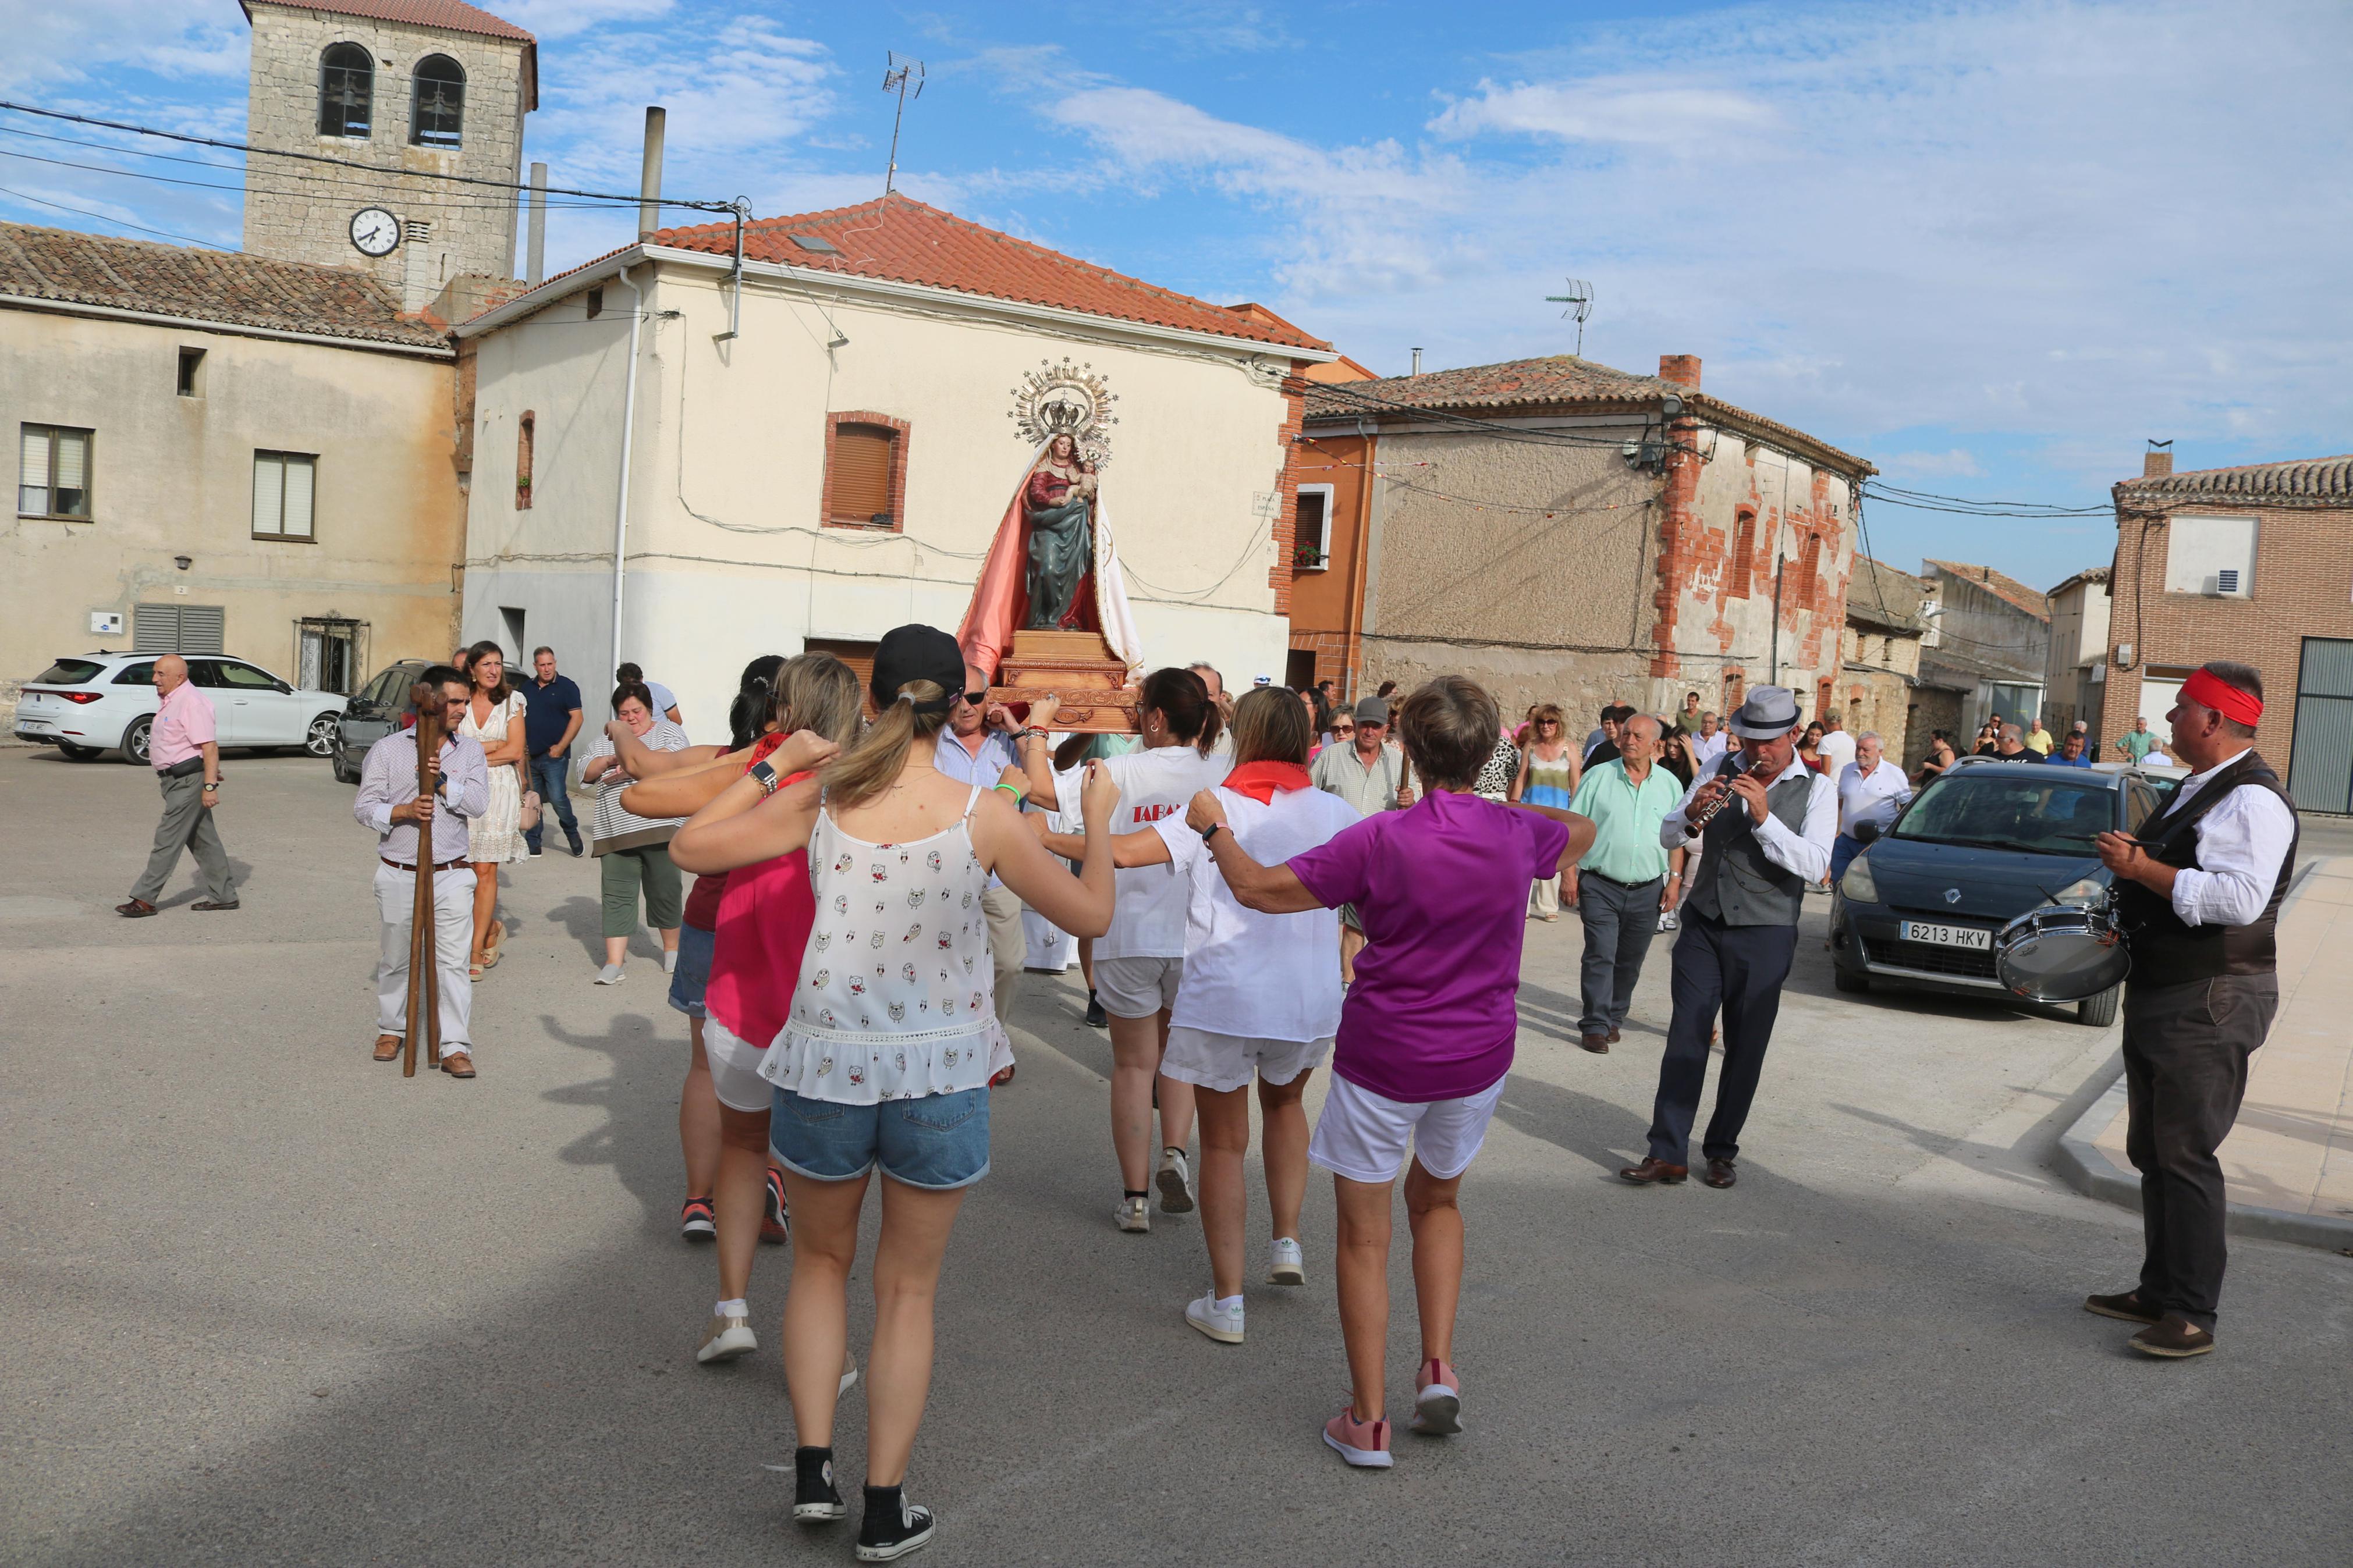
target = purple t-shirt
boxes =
[1288,790,1568,1103]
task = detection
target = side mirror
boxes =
[1852,822,1881,845]
[275,680,293,694]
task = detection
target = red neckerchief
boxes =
[746,731,788,769]
[1223,760,1312,804]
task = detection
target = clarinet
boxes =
[1685,753,1771,837]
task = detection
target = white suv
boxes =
[13,651,348,765]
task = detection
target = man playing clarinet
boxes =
[1621,685,1837,1189]
[356,667,489,1078]
[2087,660,2297,1357]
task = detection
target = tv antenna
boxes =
[881,52,925,194]
[1545,278,1594,355]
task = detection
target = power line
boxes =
[0,98,737,212]
[0,145,622,215]
[0,181,225,248]
[1862,481,2108,519]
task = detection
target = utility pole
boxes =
[881,53,925,194]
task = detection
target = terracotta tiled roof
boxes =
[2048,564,2111,595]
[1301,354,1873,476]
[240,0,534,44]
[2114,454,2353,508]
[1925,560,2050,621]
[647,193,1328,353]
[0,222,450,351]
[1846,555,1930,634]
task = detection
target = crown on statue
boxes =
[1038,397,1087,436]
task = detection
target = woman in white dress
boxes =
[458,642,531,976]
[671,623,1116,1558]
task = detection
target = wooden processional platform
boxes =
[987,630,1138,734]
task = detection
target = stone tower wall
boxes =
[242,2,529,304]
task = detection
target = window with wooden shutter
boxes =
[1728,510,1755,598]
[828,424,896,527]
[803,638,880,716]
[1797,532,1822,611]
[19,424,92,519]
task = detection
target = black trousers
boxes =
[2121,973,2276,1329]
[1646,911,1798,1165]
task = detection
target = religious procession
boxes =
[9,6,2348,1563]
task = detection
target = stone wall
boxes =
[243,2,528,301]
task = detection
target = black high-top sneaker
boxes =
[856,1485,935,1561]
[792,1447,844,1523]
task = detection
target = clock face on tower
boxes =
[349,208,401,258]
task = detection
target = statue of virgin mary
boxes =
[956,432,1144,691]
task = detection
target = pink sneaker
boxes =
[1322,1401,1393,1469]
[1411,1358,1461,1435]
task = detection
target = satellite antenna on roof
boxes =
[881,52,925,195]
[1545,279,1594,355]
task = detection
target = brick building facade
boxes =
[1291,354,1874,720]
[2106,449,2353,812]
[241,0,537,308]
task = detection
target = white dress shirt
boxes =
[2149,747,2297,927]
[1658,755,1838,885]
[1836,758,1915,837]
[1691,729,1729,769]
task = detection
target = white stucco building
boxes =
[453,194,1335,735]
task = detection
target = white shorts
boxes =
[1094,955,1183,1020]
[704,1016,774,1114]
[1308,1071,1508,1185]
[1160,1026,1330,1094]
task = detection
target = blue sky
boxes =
[5,0,2349,592]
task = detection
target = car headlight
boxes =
[1840,854,1878,903]
[2051,875,2106,905]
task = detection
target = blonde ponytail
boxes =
[822,680,948,806]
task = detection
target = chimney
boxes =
[1410,347,1423,376]
[1658,354,1702,390]
[526,162,548,286]
[637,106,666,241]
[2143,440,2173,478]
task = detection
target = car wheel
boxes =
[305,713,340,758]
[2077,984,2121,1027]
[332,752,359,784]
[57,741,102,762]
[1833,967,1871,994]
[120,714,152,766]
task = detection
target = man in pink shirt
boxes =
[118,654,237,916]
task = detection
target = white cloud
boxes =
[0,2,244,92]
[1882,449,1986,479]
[1428,74,1780,154]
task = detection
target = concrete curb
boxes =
[2052,861,2353,1256]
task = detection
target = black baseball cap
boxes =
[869,624,963,714]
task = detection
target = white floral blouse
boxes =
[758,783,1010,1104]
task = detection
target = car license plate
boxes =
[1899,920,1990,950]
[17,716,51,728]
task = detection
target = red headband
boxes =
[2182,667,2262,727]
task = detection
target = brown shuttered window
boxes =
[803,638,879,717]
[827,424,896,527]
[1728,510,1755,598]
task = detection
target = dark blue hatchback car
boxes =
[1829,757,2178,1026]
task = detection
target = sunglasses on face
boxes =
[1333,723,1355,733]
[958,691,987,706]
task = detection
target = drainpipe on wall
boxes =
[608,261,645,706]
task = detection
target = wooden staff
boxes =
[403,689,445,1077]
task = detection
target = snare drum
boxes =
[1993,904,2131,1003]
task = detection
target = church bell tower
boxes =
[239,0,537,307]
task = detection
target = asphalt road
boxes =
[2,746,2348,1566]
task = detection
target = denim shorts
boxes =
[769,1086,992,1191]
[666,922,715,1019]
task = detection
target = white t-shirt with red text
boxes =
[1055,743,1230,959]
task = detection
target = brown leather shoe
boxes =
[116,898,158,918]
[2084,1289,2163,1325]
[191,899,240,912]
[1619,1157,1688,1185]
[1703,1157,1737,1189]
[1580,1033,1610,1054]
[373,1034,402,1062]
[2128,1314,2215,1358]
[1606,1027,1622,1044]
[441,1050,477,1079]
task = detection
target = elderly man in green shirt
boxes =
[1564,713,1687,1053]
[2114,716,2159,765]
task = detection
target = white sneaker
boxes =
[594,963,625,985]
[1267,1236,1306,1286]
[1114,1195,1151,1233]
[1155,1147,1194,1214]
[1185,1290,1245,1344]
[697,1310,757,1364]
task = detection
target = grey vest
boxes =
[1688,763,1815,927]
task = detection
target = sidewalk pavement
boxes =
[2059,855,2353,1251]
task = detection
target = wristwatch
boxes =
[748,759,780,797]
